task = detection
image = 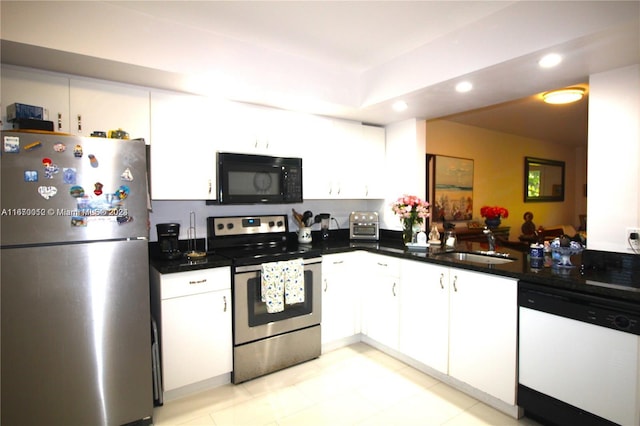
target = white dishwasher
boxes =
[518,281,640,426]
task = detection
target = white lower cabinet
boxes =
[399,260,449,374]
[321,252,361,346]
[158,267,232,393]
[448,268,517,405]
[361,254,401,350]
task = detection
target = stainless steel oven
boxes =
[207,214,322,384]
[232,257,321,383]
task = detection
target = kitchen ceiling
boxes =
[1,1,638,145]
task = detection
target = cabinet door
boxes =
[399,260,449,374]
[321,253,361,345]
[149,91,217,200]
[301,115,334,198]
[69,78,150,141]
[161,288,231,391]
[361,254,400,350]
[360,125,385,198]
[1,66,70,132]
[448,269,517,404]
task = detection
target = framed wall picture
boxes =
[426,154,474,222]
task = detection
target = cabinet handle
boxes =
[77,114,82,132]
[332,260,344,265]
[439,273,444,289]
[208,179,212,194]
[324,278,328,292]
[377,262,388,267]
[58,113,63,130]
[254,139,258,148]
[223,295,227,312]
[188,279,207,285]
[452,275,458,292]
[392,282,397,297]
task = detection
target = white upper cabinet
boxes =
[149,91,219,200]
[218,102,295,157]
[1,66,70,133]
[303,120,385,199]
[69,78,150,142]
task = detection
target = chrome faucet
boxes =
[483,227,496,253]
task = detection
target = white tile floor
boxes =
[153,343,541,426]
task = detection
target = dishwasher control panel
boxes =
[518,281,640,335]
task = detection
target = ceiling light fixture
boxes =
[392,100,408,112]
[455,81,473,93]
[538,53,562,68]
[542,88,585,104]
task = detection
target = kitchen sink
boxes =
[434,251,516,265]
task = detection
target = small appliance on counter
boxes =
[349,211,379,240]
[156,223,181,259]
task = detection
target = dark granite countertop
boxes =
[310,229,640,303]
[148,230,640,303]
[149,239,232,273]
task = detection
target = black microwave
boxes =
[215,152,303,204]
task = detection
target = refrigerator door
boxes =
[1,239,153,426]
[1,131,149,246]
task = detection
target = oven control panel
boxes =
[209,215,288,237]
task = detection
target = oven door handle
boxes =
[235,257,323,273]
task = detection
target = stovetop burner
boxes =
[207,214,320,265]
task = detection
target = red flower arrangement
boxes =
[480,205,509,219]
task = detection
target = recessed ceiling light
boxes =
[455,81,473,93]
[392,100,408,112]
[539,53,562,68]
[542,88,585,104]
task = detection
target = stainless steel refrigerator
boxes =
[1,131,153,425]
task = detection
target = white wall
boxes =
[587,64,640,253]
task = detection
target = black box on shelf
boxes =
[12,118,54,131]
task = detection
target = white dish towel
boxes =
[261,259,304,313]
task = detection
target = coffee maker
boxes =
[156,223,182,259]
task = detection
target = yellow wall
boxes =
[425,119,585,239]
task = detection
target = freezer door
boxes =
[1,132,149,246]
[1,239,153,426]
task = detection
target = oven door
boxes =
[233,257,321,345]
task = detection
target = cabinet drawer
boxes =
[367,253,400,276]
[161,267,231,299]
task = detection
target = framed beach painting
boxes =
[426,154,474,222]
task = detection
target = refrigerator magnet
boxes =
[115,185,130,200]
[53,143,66,152]
[120,167,134,181]
[73,145,83,158]
[24,170,38,182]
[117,215,134,225]
[71,216,87,227]
[44,164,59,179]
[42,157,52,166]
[93,182,104,196]
[88,154,99,168]
[62,168,77,184]
[38,186,58,200]
[4,136,19,153]
[69,185,85,197]
[24,141,43,151]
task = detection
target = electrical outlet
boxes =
[626,227,640,252]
